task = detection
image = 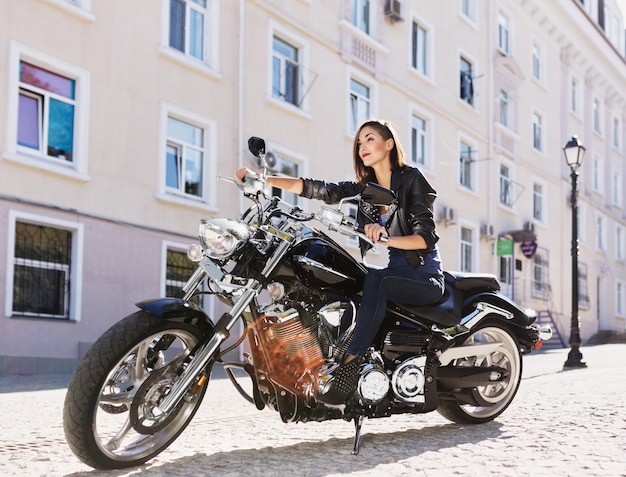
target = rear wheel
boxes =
[436,325,522,424]
[63,311,211,470]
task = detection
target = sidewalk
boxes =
[0,344,624,477]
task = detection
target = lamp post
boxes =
[563,135,587,368]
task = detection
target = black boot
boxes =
[318,359,360,405]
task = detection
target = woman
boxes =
[236,119,444,405]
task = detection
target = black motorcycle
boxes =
[63,137,552,470]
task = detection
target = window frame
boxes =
[617,280,626,318]
[459,55,475,106]
[497,12,510,55]
[532,179,546,224]
[267,21,311,112]
[160,0,219,74]
[6,41,90,180]
[532,110,545,153]
[351,0,373,36]
[595,212,607,252]
[411,19,430,77]
[593,97,603,135]
[459,225,475,273]
[498,160,514,208]
[346,68,377,134]
[531,40,545,84]
[616,225,625,261]
[531,247,549,300]
[158,103,217,210]
[5,210,84,321]
[409,106,434,171]
[459,137,477,192]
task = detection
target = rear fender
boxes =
[461,292,539,352]
[136,298,215,334]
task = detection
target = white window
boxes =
[593,98,602,134]
[531,42,544,83]
[578,262,590,308]
[410,113,430,169]
[532,111,544,152]
[459,139,476,190]
[613,117,621,150]
[272,36,300,106]
[352,0,372,35]
[349,77,371,133]
[160,104,216,208]
[596,214,607,252]
[499,163,513,207]
[613,169,623,207]
[500,90,510,128]
[616,280,625,317]
[616,225,625,261]
[531,248,549,299]
[411,21,429,76]
[7,42,90,178]
[570,76,579,114]
[459,56,474,105]
[460,0,477,22]
[460,226,474,272]
[592,154,604,194]
[497,12,510,55]
[6,211,83,321]
[43,0,95,21]
[268,154,300,206]
[164,0,218,70]
[533,181,545,222]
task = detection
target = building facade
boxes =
[1,0,625,374]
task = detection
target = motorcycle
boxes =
[63,136,552,470]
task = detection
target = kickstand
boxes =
[351,415,365,455]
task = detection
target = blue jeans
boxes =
[346,261,445,357]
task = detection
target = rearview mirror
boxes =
[360,182,396,206]
[248,137,266,158]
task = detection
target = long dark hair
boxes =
[352,119,406,185]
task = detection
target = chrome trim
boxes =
[294,256,351,280]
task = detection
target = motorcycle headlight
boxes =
[199,218,251,259]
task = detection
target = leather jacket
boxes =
[300,165,439,268]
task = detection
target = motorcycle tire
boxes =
[436,324,522,424]
[63,310,210,470]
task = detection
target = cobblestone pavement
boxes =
[0,343,624,477]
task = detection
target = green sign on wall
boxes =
[497,239,514,256]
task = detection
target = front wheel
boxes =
[436,324,522,424]
[63,311,211,470]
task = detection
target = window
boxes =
[613,117,621,150]
[533,182,544,222]
[531,248,549,299]
[499,163,513,207]
[169,0,207,61]
[460,226,474,272]
[592,155,604,193]
[617,280,626,317]
[18,61,75,162]
[460,0,476,22]
[593,98,602,134]
[616,225,625,261]
[497,12,510,55]
[612,169,623,207]
[499,90,510,128]
[349,78,370,133]
[459,140,475,190]
[499,255,512,289]
[7,212,83,320]
[272,36,300,106]
[411,21,428,76]
[532,111,543,152]
[570,77,579,114]
[596,214,607,252]
[411,114,427,168]
[166,116,205,198]
[532,43,543,82]
[459,57,474,105]
[351,0,372,35]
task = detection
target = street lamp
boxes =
[563,135,587,368]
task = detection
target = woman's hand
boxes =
[364,224,388,243]
[235,167,256,182]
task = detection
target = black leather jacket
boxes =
[300,165,439,268]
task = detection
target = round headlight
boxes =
[199,218,250,259]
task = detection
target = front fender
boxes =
[136,298,215,332]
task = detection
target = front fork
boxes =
[152,280,262,418]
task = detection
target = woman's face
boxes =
[357,126,393,169]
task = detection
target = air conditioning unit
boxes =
[523,221,535,232]
[440,206,457,224]
[384,0,404,22]
[264,151,282,172]
[480,223,496,239]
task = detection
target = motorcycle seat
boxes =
[443,271,500,292]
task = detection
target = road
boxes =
[0,344,624,477]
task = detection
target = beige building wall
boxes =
[0,0,624,374]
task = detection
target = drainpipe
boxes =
[237,0,245,213]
